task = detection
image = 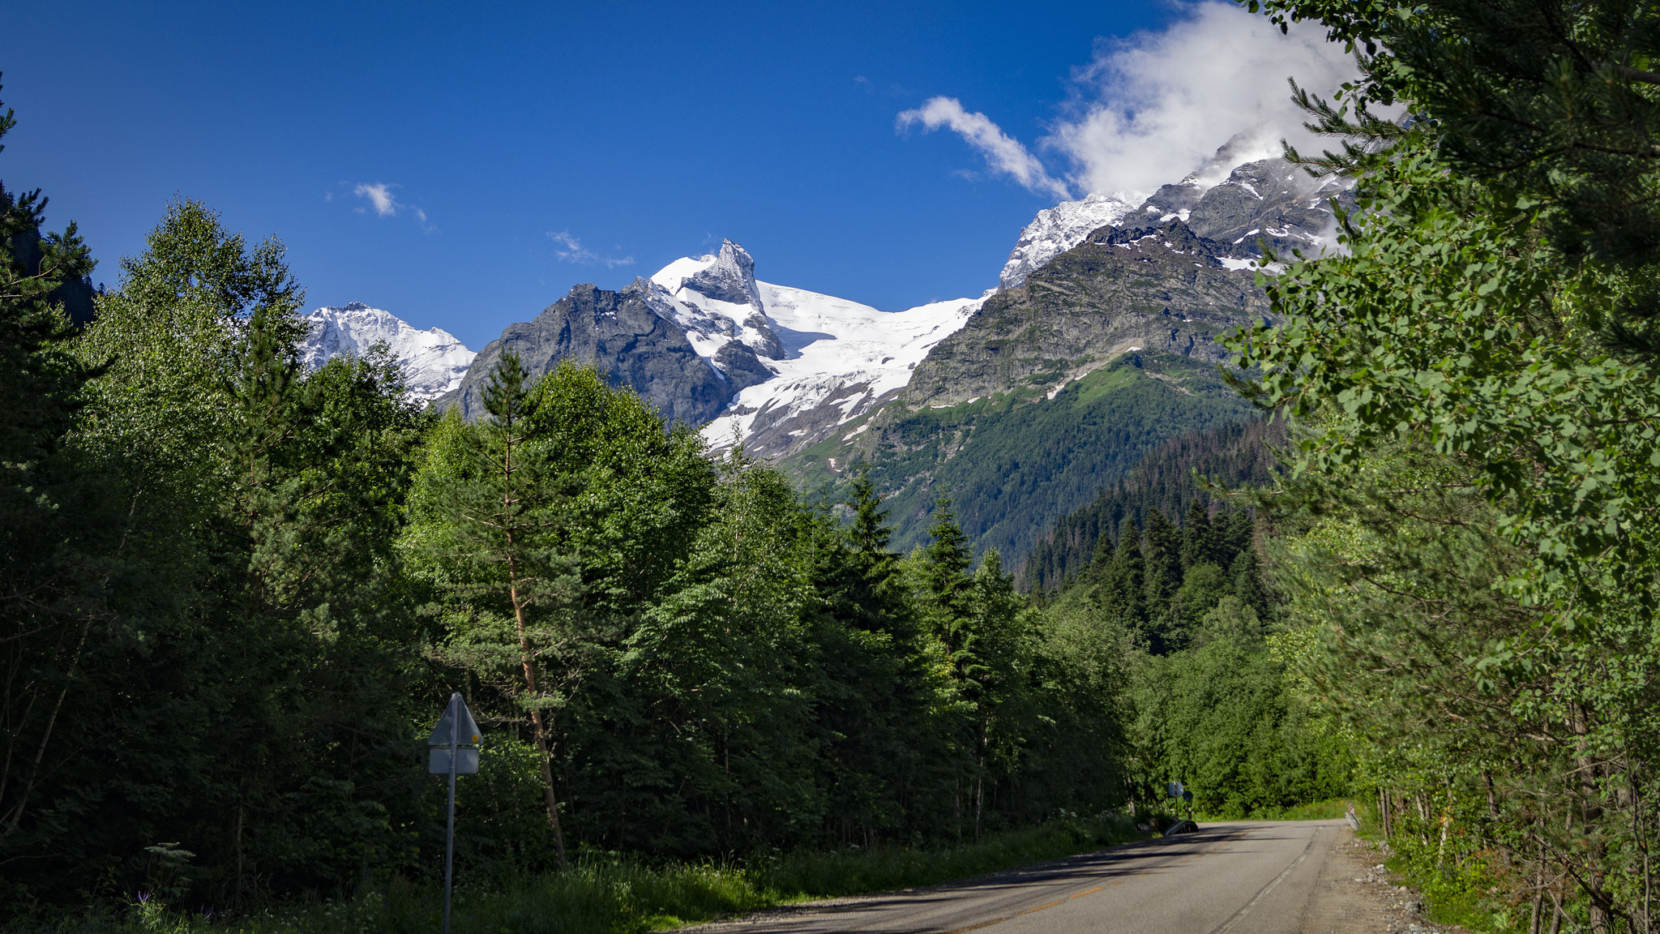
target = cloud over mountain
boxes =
[899,1,1358,202]
[1043,1,1357,200]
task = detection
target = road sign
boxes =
[430,693,481,934]
[1167,781,1184,799]
[428,696,481,751]
[429,746,479,774]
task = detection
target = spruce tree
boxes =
[410,352,579,868]
[0,82,100,866]
[1179,499,1217,571]
[1104,524,1147,628]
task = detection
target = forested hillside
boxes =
[783,219,1267,565]
[1020,418,1287,592]
[1038,494,1352,817]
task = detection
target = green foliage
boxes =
[1222,0,1660,926]
[1021,418,1284,592]
[1034,444,1353,818]
[1250,0,1660,354]
[1,193,432,907]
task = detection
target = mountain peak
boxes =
[301,304,475,403]
[998,193,1135,290]
[999,132,1352,290]
[682,239,764,310]
[644,241,785,367]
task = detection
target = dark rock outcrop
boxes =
[438,281,736,425]
[1138,156,1351,259]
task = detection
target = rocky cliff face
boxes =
[905,220,1268,409]
[1135,156,1348,258]
[439,281,734,425]
[996,138,1351,292]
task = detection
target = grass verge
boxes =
[23,816,1140,934]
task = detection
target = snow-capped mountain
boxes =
[997,135,1351,291]
[301,303,475,403]
[999,193,1135,289]
[638,240,982,455]
[437,240,980,458]
[703,283,981,458]
[344,132,1343,459]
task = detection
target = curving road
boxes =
[688,820,1357,934]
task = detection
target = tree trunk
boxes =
[1572,702,1610,933]
[1,616,90,841]
[508,544,568,871]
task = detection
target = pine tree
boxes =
[409,352,580,868]
[0,82,100,861]
[1179,499,1217,571]
[1142,510,1181,608]
[1103,524,1148,628]
[921,498,977,665]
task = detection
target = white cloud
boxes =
[1043,2,1359,200]
[354,182,399,217]
[549,231,634,268]
[351,182,436,233]
[896,2,1361,204]
[897,98,1072,200]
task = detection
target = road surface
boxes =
[689,820,1369,934]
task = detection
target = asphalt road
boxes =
[689,820,1350,934]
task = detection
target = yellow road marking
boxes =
[946,919,1008,934]
[1070,886,1104,899]
[1018,899,1066,916]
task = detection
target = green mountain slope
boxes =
[786,351,1255,561]
[780,219,1267,564]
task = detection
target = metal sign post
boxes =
[429,693,481,934]
[1167,781,1194,823]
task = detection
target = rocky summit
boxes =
[997,135,1351,295]
[438,281,734,425]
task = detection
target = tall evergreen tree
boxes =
[0,83,101,868]
[407,352,579,868]
[1179,499,1216,571]
[1102,525,1147,628]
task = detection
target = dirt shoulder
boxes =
[1298,826,1463,934]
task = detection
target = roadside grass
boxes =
[1247,798,1352,821]
[1347,798,1524,934]
[19,816,1140,934]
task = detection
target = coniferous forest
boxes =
[12,0,1660,929]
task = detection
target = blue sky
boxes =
[0,1,1351,349]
